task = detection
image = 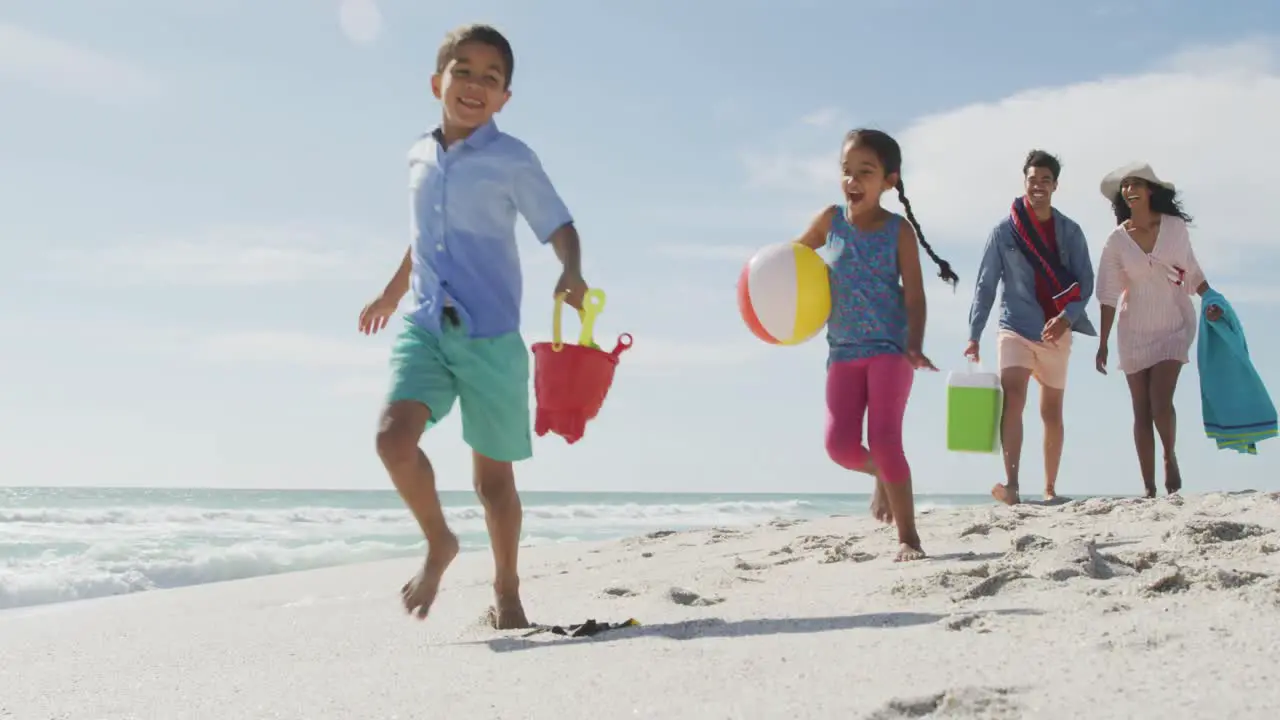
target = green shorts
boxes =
[386,317,532,463]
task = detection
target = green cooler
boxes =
[946,364,1002,453]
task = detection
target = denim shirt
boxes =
[407,120,573,338]
[968,209,1097,343]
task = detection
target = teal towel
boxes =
[1197,289,1277,453]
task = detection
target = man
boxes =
[966,150,1096,505]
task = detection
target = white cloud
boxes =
[1161,38,1276,75]
[0,23,158,104]
[338,0,383,45]
[619,337,767,373]
[799,108,842,128]
[196,331,388,368]
[60,223,393,285]
[648,243,757,261]
[194,327,766,379]
[740,39,1280,286]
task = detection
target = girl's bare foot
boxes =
[895,528,926,562]
[1164,455,1182,495]
[870,478,893,524]
[401,532,459,619]
[895,542,927,562]
[991,483,1020,505]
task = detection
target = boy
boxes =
[357,23,588,629]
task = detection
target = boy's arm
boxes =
[1061,222,1094,324]
[547,224,582,276]
[380,247,412,300]
[898,220,927,353]
[968,227,1003,343]
[512,148,575,248]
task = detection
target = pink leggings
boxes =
[825,354,914,484]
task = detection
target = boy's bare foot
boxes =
[870,478,893,524]
[991,483,1020,505]
[486,595,531,630]
[401,532,459,619]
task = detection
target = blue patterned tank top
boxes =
[825,208,908,364]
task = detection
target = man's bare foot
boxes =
[895,542,926,562]
[485,594,531,630]
[1164,456,1182,495]
[991,483,1020,505]
[1142,483,1157,499]
[401,532,459,619]
[870,478,893,524]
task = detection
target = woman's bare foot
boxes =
[1164,455,1182,495]
[870,478,893,524]
[991,483,1020,505]
[401,532,459,619]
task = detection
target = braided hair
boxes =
[844,129,959,287]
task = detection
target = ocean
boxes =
[0,487,988,611]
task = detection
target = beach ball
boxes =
[737,242,831,345]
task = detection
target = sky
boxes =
[2,0,1279,496]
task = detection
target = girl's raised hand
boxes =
[906,350,938,371]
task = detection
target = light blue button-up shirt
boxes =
[406,120,573,338]
[968,209,1097,344]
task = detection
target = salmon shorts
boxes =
[997,329,1072,389]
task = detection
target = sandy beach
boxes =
[3,491,1279,719]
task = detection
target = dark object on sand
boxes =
[521,618,640,638]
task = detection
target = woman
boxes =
[1094,163,1222,498]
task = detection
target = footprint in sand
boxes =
[1020,537,1137,582]
[1096,629,1179,651]
[941,613,994,633]
[707,528,746,544]
[864,686,1022,720]
[601,586,638,598]
[1009,534,1054,553]
[820,542,876,564]
[958,520,1013,538]
[952,569,1029,602]
[666,586,725,607]
[890,564,992,600]
[1142,566,1192,595]
[1165,519,1273,546]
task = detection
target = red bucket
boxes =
[530,290,632,444]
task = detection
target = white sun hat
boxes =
[1100,162,1175,200]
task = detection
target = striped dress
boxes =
[1095,215,1205,374]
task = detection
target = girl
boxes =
[1095,162,1221,498]
[793,129,958,562]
